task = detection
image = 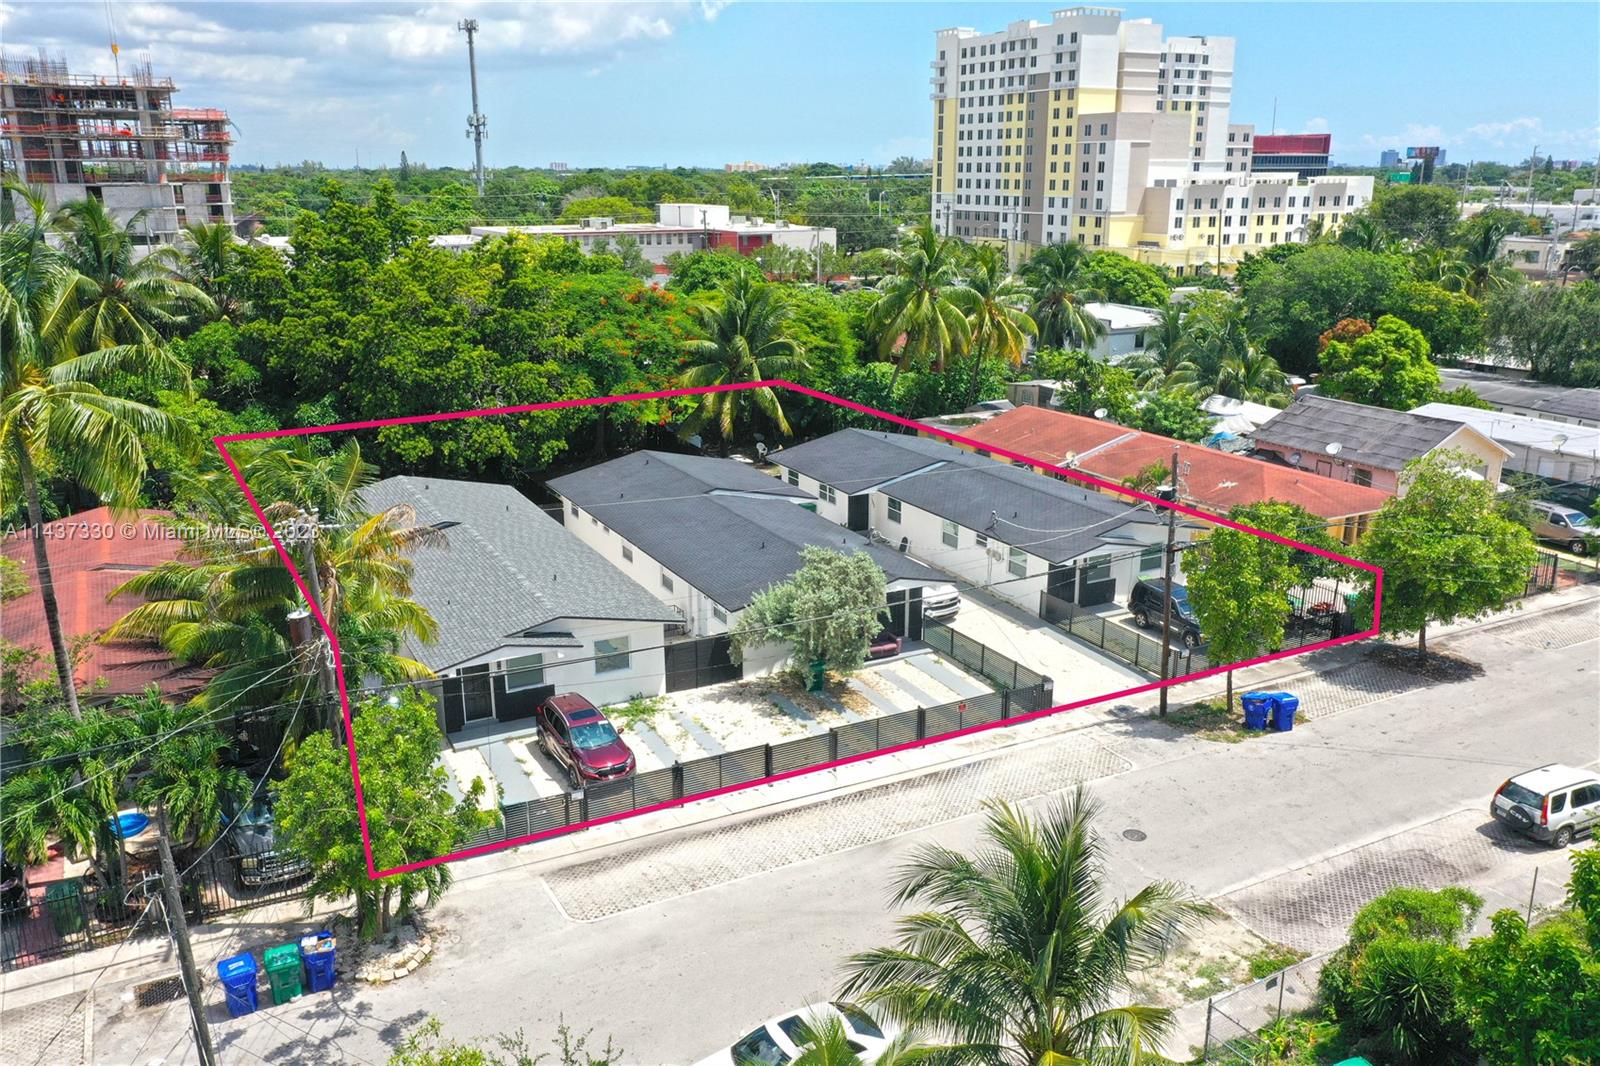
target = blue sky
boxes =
[6,2,1596,170]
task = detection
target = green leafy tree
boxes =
[1566,232,1600,279]
[1232,242,1306,293]
[1243,245,1411,375]
[556,196,651,223]
[1370,184,1461,246]
[1021,242,1105,349]
[1031,348,1138,423]
[1359,450,1537,656]
[1384,280,1486,360]
[731,547,887,676]
[664,248,748,295]
[677,265,808,446]
[839,789,1203,1062]
[1457,908,1600,1066]
[1079,250,1170,307]
[798,184,896,253]
[276,688,497,940]
[1134,388,1212,442]
[1317,313,1442,410]
[0,555,28,601]
[1484,282,1600,387]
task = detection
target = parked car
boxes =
[537,693,635,788]
[221,790,311,888]
[1491,763,1600,848]
[1127,577,1203,648]
[1530,500,1598,555]
[694,1001,897,1066]
[922,583,961,621]
[867,625,902,660]
[0,854,27,912]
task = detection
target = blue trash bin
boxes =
[299,930,337,993]
[1240,692,1272,730]
[1269,692,1300,732]
[217,952,258,1017]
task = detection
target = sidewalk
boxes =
[5,584,1594,1012]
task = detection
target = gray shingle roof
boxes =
[547,453,944,611]
[883,459,1161,563]
[1254,395,1465,472]
[358,476,676,672]
[1437,369,1600,424]
[772,429,975,493]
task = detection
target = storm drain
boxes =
[132,974,186,1009]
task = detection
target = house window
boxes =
[621,545,634,563]
[505,654,545,691]
[1352,468,1373,487]
[887,498,903,523]
[786,468,799,486]
[976,532,989,549]
[1086,555,1113,584]
[594,636,630,673]
[712,605,728,623]
[1007,547,1026,578]
[818,483,837,505]
[941,519,959,548]
[1140,543,1163,573]
[661,573,675,592]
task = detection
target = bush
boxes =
[1350,937,1472,1065]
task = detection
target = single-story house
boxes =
[1411,402,1600,508]
[546,451,954,678]
[958,406,1394,544]
[774,430,1184,614]
[1085,301,1163,362]
[358,476,679,735]
[1252,395,1510,495]
[2,507,211,704]
[1436,369,1600,429]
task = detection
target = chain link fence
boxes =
[1201,952,1331,1063]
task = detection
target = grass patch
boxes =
[1247,943,1310,980]
[607,695,668,732]
[1164,700,1268,744]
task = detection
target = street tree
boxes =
[1384,280,1486,360]
[1359,451,1537,656]
[1317,313,1442,410]
[276,688,497,940]
[840,790,1203,1062]
[1484,282,1600,388]
[1457,904,1600,1066]
[1369,184,1460,246]
[731,547,888,678]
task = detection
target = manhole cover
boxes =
[1122,828,1147,842]
[132,975,185,1009]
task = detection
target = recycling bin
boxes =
[263,942,303,1004]
[1240,692,1272,731]
[1269,692,1300,732]
[217,952,259,1017]
[299,930,337,993]
[44,879,85,936]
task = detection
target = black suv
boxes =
[221,790,311,888]
[1128,578,1203,648]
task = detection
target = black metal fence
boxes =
[664,634,741,693]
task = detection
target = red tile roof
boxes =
[959,406,1394,520]
[2,507,209,700]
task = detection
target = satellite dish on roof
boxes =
[1553,434,1568,453]
[1289,451,1303,465]
[1325,442,1343,456]
[1093,407,1108,420]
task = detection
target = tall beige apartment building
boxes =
[930,7,1372,272]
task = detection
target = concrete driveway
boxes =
[945,584,1147,700]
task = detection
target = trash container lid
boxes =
[263,943,302,969]
[44,879,81,899]
[218,953,257,979]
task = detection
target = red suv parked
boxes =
[536,693,636,788]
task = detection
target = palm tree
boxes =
[1216,345,1291,405]
[124,689,249,847]
[161,221,246,322]
[790,1013,928,1066]
[840,789,1204,1064]
[1184,295,1253,395]
[1443,218,1518,298]
[953,245,1036,407]
[677,265,809,447]
[1122,302,1199,393]
[1336,213,1396,254]
[2,181,191,718]
[1021,242,1106,350]
[866,225,972,396]
[45,194,212,350]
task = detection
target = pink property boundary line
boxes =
[215,381,1383,879]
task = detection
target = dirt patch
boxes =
[1161,701,1276,744]
[1365,643,1484,683]
[1130,910,1298,1007]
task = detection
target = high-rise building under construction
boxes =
[0,50,233,246]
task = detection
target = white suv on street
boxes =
[1491,764,1600,848]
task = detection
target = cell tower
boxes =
[458,19,487,195]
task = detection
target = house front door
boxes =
[847,494,869,532]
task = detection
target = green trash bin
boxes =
[263,942,303,1004]
[44,879,86,936]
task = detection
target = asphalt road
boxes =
[83,602,1600,1066]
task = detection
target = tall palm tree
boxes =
[45,195,212,350]
[1021,242,1106,350]
[2,181,191,718]
[1336,213,1396,254]
[1216,344,1292,405]
[866,225,972,395]
[841,789,1204,1064]
[161,220,246,322]
[791,1013,928,1066]
[1443,218,1518,299]
[1122,302,1199,392]
[125,689,250,847]
[677,264,809,447]
[953,245,1037,407]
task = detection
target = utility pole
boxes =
[285,512,341,741]
[1526,144,1539,208]
[156,806,217,1066]
[459,19,487,196]
[1157,445,1181,718]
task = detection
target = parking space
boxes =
[945,585,1147,700]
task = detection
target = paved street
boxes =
[45,598,1600,1064]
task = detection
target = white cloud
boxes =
[1303,116,1329,134]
